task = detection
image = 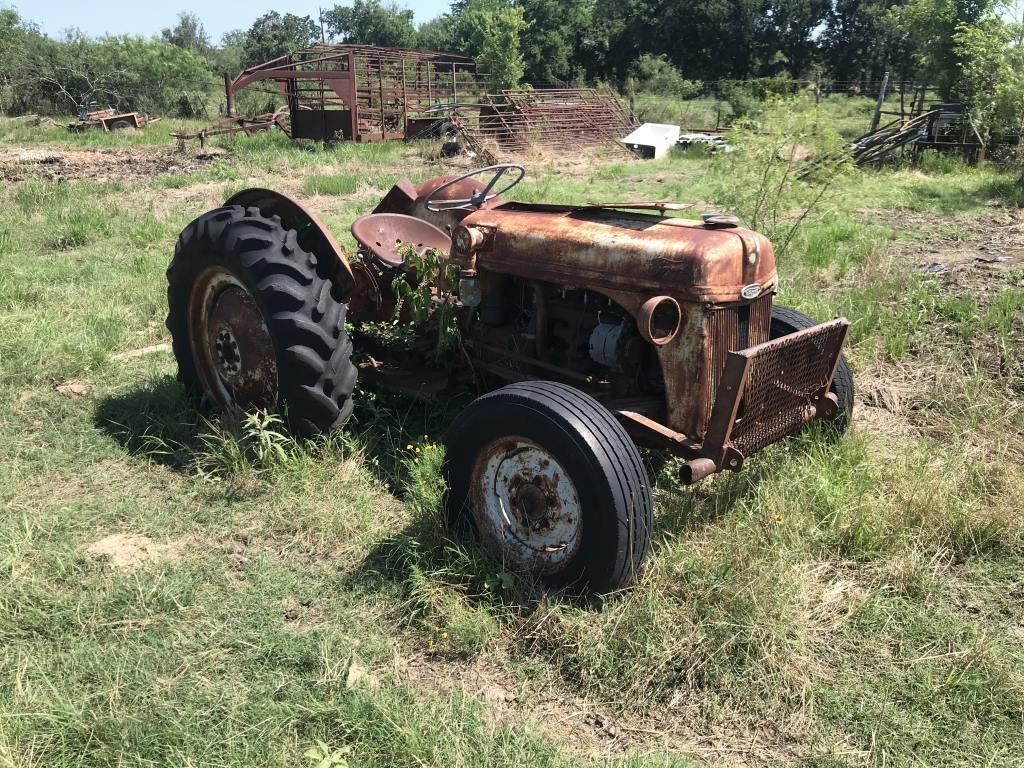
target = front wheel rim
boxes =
[187,266,279,411]
[469,436,582,575]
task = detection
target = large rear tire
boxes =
[443,381,653,593]
[166,205,356,437]
[770,305,854,432]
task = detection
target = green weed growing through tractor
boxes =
[390,244,462,363]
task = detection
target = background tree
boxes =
[0,10,40,113]
[161,11,210,53]
[888,0,994,96]
[625,54,701,99]
[953,10,1021,139]
[415,15,456,50]
[240,12,319,68]
[517,0,592,83]
[207,29,247,75]
[764,0,831,76]
[449,0,526,89]
[821,1,909,85]
[323,1,417,47]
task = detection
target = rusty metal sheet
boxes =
[584,202,696,212]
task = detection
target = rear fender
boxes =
[225,188,356,298]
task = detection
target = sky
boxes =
[5,0,452,42]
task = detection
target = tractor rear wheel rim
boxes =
[469,436,582,574]
[188,267,278,411]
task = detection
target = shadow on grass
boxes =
[94,375,203,469]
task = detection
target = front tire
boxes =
[166,205,356,436]
[443,381,653,593]
[770,305,854,432]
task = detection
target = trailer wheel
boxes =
[444,381,653,593]
[166,205,356,437]
[109,120,134,131]
[770,305,854,432]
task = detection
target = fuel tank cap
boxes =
[701,213,739,228]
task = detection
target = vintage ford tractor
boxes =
[166,164,853,592]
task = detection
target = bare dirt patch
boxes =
[83,532,182,571]
[871,207,1024,292]
[0,145,225,183]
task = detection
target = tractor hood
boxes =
[459,204,777,303]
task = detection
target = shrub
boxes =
[626,54,701,100]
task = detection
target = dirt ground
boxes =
[0,145,225,183]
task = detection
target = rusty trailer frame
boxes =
[220,44,485,143]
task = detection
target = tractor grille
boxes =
[704,293,772,429]
[729,319,848,456]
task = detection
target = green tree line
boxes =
[1,0,1022,137]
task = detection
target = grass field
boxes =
[1,99,1022,768]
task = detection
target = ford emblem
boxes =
[741,283,762,300]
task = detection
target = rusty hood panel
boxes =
[462,205,777,302]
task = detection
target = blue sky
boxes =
[5,0,452,42]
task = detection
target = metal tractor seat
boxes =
[350,213,452,269]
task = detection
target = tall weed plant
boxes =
[710,97,852,258]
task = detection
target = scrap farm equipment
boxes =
[166,165,853,592]
[174,45,484,145]
[69,107,157,133]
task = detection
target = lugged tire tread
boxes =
[166,205,356,436]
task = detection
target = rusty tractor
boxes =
[166,165,853,592]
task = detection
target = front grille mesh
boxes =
[704,293,772,430]
[730,320,847,455]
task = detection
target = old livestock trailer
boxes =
[221,44,485,143]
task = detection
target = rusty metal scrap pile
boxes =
[458,88,637,157]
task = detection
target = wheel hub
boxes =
[511,478,556,529]
[189,270,279,411]
[470,437,582,574]
[215,327,242,377]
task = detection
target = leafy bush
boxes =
[626,54,701,99]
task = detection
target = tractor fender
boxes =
[224,188,356,298]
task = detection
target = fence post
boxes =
[870,70,890,132]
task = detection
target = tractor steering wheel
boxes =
[424,164,526,212]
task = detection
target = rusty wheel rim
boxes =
[469,436,582,575]
[187,267,279,411]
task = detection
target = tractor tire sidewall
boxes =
[110,120,134,131]
[770,304,854,431]
[166,205,356,437]
[444,381,652,593]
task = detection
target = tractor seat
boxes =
[351,213,452,269]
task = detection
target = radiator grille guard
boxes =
[701,318,849,465]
